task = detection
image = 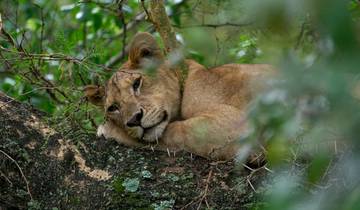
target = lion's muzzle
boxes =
[126,109,144,127]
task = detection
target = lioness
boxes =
[85,32,272,160]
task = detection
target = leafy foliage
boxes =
[240,1,360,210]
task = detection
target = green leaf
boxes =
[92,13,103,31]
[307,153,331,184]
[26,18,39,31]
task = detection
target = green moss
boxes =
[112,177,125,193]
[69,196,81,205]
[110,191,153,209]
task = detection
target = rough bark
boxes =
[149,0,181,54]
[0,92,261,209]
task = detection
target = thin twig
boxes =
[77,0,118,14]
[295,20,307,50]
[1,46,113,69]
[0,86,60,109]
[117,0,127,57]
[0,169,13,186]
[105,0,188,68]
[242,163,255,171]
[0,149,33,200]
[197,168,213,210]
[181,168,213,210]
[33,3,45,53]
[140,0,153,22]
[247,179,257,193]
[0,26,69,102]
[243,164,273,193]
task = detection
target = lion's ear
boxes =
[83,85,105,107]
[128,32,163,68]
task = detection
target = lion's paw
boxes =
[142,125,165,143]
[97,124,108,138]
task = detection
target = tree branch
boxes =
[105,12,149,68]
[105,26,155,68]
[117,0,127,59]
[141,0,153,23]
[105,1,189,68]
[148,0,188,94]
[149,0,181,54]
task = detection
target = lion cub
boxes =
[85,32,273,160]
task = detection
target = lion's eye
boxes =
[133,77,141,91]
[107,104,119,112]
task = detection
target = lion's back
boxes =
[181,61,273,118]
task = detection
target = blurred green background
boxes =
[1,0,360,209]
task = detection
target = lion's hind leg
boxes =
[162,105,249,160]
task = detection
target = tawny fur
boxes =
[84,32,273,160]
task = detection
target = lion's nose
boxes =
[126,109,143,127]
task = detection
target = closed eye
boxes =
[107,104,119,112]
[133,77,141,91]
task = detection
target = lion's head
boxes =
[84,32,181,143]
